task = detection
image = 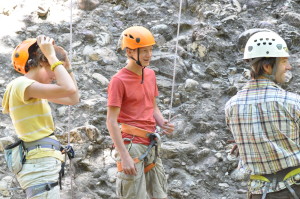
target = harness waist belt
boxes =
[23,137,61,152]
[121,123,154,139]
[250,166,300,182]
[25,182,58,198]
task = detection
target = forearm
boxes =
[54,65,76,92]
[153,103,165,127]
[66,70,80,103]
[106,120,130,159]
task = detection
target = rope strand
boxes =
[68,0,74,198]
[168,0,183,122]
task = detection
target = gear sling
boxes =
[116,123,159,173]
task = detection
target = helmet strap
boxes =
[250,58,262,66]
[129,48,145,84]
[129,49,143,67]
[141,67,145,84]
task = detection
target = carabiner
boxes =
[123,138,133,151]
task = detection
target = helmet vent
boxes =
[248,46,253,52]
[276,44,282,50]
[260,38,263,41]
[129,34,134,39]
[266,51,269,54]
[257,43,261,46]
[254,40,257,42]
[269,42,272,45]
[263,42,266,45]
[272,39,275,41]
[15,53,19,58]
[136,38,140,43]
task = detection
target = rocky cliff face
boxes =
[1,0,300,198]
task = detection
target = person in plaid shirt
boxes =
[225,31,300,199]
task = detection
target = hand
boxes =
[160,120,174,135]
[36,35,56,61]
[228,140,239,157]
[121,155,137,175]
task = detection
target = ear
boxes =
[263,64,272,75]
[126,48,134,57]
[39,61,50,68]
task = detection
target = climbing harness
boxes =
[250,166,300,199]
[121,123,155,138]
[116,131,160,173]
[168,0,183,121]
[23,136,61,152]
[25,182,59,198]
[5,133,63,196]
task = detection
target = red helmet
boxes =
[121,26,155,50]
[11,38,37,74]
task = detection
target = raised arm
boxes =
[24,35,79,105]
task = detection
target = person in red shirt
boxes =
[106,26,174,199]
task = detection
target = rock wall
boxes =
[0,0,300,198]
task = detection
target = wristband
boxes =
[50,61,63,71]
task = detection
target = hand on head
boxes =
[36,35,57,62]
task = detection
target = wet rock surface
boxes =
[1,0,300,198]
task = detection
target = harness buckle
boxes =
[45,183,51,191]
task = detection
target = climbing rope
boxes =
[67,0,74,198]
[168,0,183,122]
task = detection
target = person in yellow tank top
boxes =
[2,35,79,199]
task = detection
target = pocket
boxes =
[116,172,137,199]
[156,163,167,193]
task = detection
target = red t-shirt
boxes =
[107,67,159,145]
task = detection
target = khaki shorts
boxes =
[17,157,61,199]
[115,143,168,199]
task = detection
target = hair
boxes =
[25,43,69,73]
[250,57,277,79]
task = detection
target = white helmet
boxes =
[243,31,289,59]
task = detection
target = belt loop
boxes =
[271,176,277,191]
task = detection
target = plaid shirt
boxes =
[225,79,300,175]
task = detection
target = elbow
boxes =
[66,85,77,95]
[68,98,79,105]
[106,119,111,128]
[66,87,80,105]
[106,118,115,129]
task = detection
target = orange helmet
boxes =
[121,26,155,50]
[11,38,37,74]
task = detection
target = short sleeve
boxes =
[13,77,35,104]
[2,77,35,114]
[107,77,125,107]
